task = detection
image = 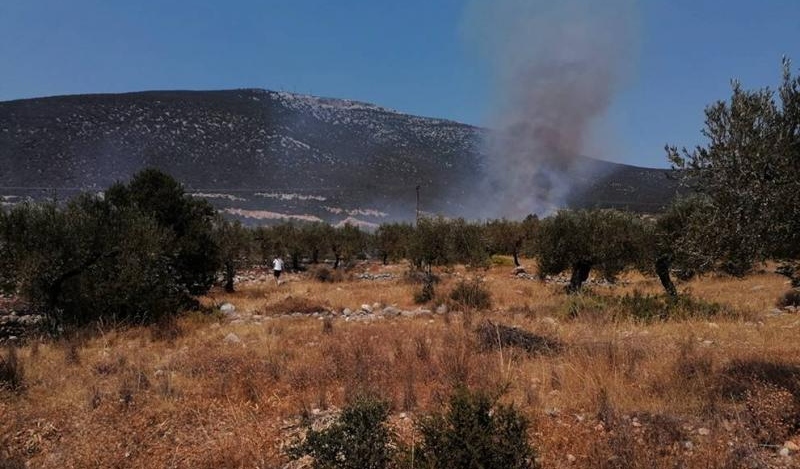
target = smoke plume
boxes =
[463,0,639,217]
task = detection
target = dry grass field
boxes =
[2,258,800,468]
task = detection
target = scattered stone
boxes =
[683,441,694,451]
[223,333,242,345]
[566,454,576,463]
[542,316,558,326]
[697,427,710,436]
[360,304,373,313]
[779,447,790,457]
[436,304,448,315]
[342,308,352,317]
[356,273,394,281]
[220,303,236,313]
[381,306,401,317]
[784,441,800,452]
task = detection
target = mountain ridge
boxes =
[0,88,678,224]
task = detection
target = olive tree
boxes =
[667,57,800,277]
[536,209,645,293]
[214,218,252,293]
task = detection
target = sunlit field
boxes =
[2,259,799,468]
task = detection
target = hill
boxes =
[0,89,678,224]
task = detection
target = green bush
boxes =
[0,169,220,328]
[561,292,610,319]
[415,387,536,469]
[287,396,393,469]
[617,291,724,321]
[450,279,492,310]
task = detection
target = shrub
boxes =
[744,383,798,444]
[778,289,800,308]
[617,291,724,321]
[475,320,562,356]
[450,279,492,310]
[415,387,536,469]
[0,347,24,392]
[312,265,343,283]
[716,358,800,400]
[561,291,610,319]
[287,396,393,469]
[263,297,328,316]
[412,271,437,304]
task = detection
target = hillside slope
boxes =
[0,89,678,224]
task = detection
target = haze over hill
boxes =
[0,89,678,226]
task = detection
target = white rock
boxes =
[784,441,800,452]
[343,308,352,316]
[566,454,576,463]
[361,304,373,313]
[697,428,710,436]
[779,447,790,457]
[436,304,448,315]
[381,306,401,316]
[223,333,242,344]
[220,303,236,313]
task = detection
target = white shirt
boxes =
[273,258,284,271]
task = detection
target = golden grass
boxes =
[2,259,799,467]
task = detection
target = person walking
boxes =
[272,255,284,285]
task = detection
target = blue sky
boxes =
[1,0,798,168]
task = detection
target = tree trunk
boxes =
[567,261,592,293]
[512,250,520,267]
[311,249,319,264]
[291,253,300,271]
[655,256,677,297]
[333,255,341,270]
[382,252,388,265]
[224,261,235,293]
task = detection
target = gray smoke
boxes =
[463,0,639,217]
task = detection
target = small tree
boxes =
[374,222,413,265]
[1,169,222,328]
[640,196,717,296]
[300,222,331,264]
[214,218,252,293]
[484,217,538,267]
[449,218,490,268]
[331,223,367,269]
[536,209,645,293]
[106,168,220,294]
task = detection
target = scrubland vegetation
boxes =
[1,262,798,468]
[0,59,799,468]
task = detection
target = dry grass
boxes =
[2,259,799,467]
